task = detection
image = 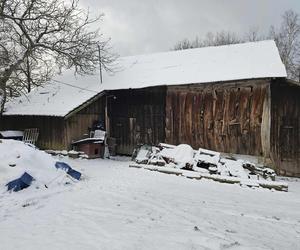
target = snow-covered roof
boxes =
[5,74,102,117]
[0,130,24,138]
[4,40,286,117]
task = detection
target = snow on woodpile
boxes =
[160,144,194,168]
[131,143,288,191]
[0,140,80,192]
[4,40,286,117]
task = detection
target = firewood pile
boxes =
[130,143,287,192]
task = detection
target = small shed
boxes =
[1,40,299,176]
[1,76,106,149]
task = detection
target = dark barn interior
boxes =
[270,80,300,176]
[108,87,166,155]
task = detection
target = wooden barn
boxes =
[106,79,300,177]
[0,73,106,150]
[1,40,299,176]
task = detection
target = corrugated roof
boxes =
[4,40,287,117]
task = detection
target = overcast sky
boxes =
[81,0,300,57]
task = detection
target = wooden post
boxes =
[105,94,116,138]
[105,95,109,137]
[97,44,103,84]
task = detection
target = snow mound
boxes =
[161,144,194,167]
[0,139,70,191]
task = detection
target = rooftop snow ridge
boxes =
[4,40,286,117]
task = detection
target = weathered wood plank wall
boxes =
[109,87,166,155]
[64,97,105,148]
[165,79,270,156]
[270,80,300,177]
[0,95,105,150]
[0,115,65,149]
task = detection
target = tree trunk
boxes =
[26,56,31,93]
[0,79,7,114]
[0,57,28,113]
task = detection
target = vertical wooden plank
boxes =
[109,87,166,155]
[270,80,300,176]
[165,80,268,156]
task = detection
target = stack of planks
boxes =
[130,143,288,192]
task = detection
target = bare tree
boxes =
[173,38,194,50]
[173,31,242,50]
[173,10,300,81]
[269,10,300,80]
[0,0,115,113]
[244,27,264,42]
[8,55,54,95]
[205,31,242,47]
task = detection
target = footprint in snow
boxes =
[22,200,38,208]
[221,241,240,249]
[272,216,280,221]
[225,229,237,234]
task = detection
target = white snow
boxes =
[160,144,194,167]
[4,75,102,117]
[0,130,24,138]
[0,156,299,250]
[0,139,298,249]
[144,145,280,187]
[0,140,71,190]
[135,147,152,164]
[103,40,286,89]
[4,40,286,117]
[220,158,249,179]
[194,148,221,166]
[73,137,104,144]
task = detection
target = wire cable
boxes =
[52,79,100,93]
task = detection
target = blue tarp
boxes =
[5,162,81,193]
[55,162,81,180]
[55,162,71,172]
[6,172,35,192]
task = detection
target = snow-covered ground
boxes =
[1,155,300,250]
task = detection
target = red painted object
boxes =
[72,138,105,159]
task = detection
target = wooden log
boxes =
[128,163,288,191]
[156,168,183,176]
[257,180,288,192]
[201,174,241,184]
[129,164,143,169]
